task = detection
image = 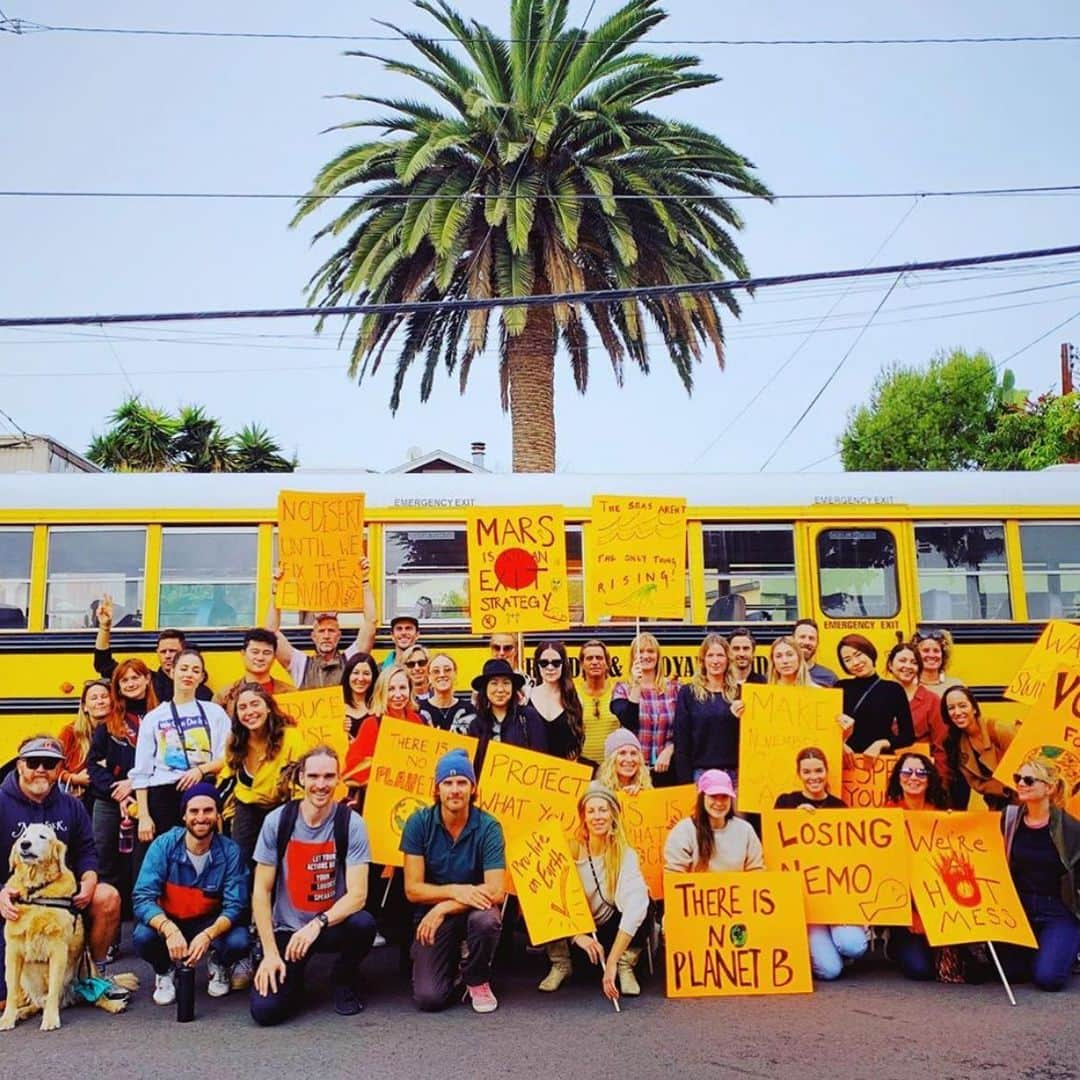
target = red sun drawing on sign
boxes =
[494,547,539,590]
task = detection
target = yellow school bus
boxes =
[1,468,1077,762]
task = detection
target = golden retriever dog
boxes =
[0,824,136,1032]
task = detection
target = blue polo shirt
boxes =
[400,803,505,896]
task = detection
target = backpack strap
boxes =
[274,799,302,870]
[333,802,352,890]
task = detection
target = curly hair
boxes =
[226,683,293,774]
[885,751,949,809]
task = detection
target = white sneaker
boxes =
[153,971,176,1006]
[207,958,230,998]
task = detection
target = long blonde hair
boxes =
[370,665,417,717]
[629,632,671,693]
[571,793,633,899]
[768,636,813,687]
[72,679,112,765]
[691,633,738,702]
[597,747,653,792]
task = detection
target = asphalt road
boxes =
[2,939,1077,1080]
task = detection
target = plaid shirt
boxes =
[611,679,680,766]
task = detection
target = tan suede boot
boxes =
[538,939,572,991]
[617,946,642,996]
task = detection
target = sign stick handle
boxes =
[591,932,620,1012]
[986,942,1017,1006]
[380,870,394,909]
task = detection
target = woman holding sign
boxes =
[611,633,680,786]
[941,685,1018,810]
[1001,757,1080,992]
[672,634,744,785]
[767,637,814,687]
[836,635,914,756]
[664,770,763,873]
[772,749,868,980]
[527,641,585,761]
[344,664,423,798]
[541,783,649,999]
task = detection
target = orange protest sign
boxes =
[276,686,349,798]
[466,507,570,634]
[477,742,592,840]
[994,668,1080,816]
[618,784,697,900]
[586,495,687,620]
[276,490,365,611]
[664,871,813,998]
[903,811,1036,948]
[761,809,912,926]
[363,719,478,866]
[737,685,843,812]
[1005,620,1080,705]
[842,744,931,809]
[506,824,595,946]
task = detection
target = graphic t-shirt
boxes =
[253,804,371,931]
[131,699,230,789]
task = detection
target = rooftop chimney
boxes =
[471,441,486,469]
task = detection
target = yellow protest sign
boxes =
[1005,620,1080,704]
[277,490,365,611]
[506,824,595,946]
[903,811,1036,948]
[466,507,570,634]
[363,718,478,866]
[477,741,592,840]
[842,744,931,809]
[586,495,687,620]
[618,784,698,900]
[994,668,1080,816]
[275,686,349,798]
[737,685,843,812]
[761,809,912,926]
[664,871,813,998]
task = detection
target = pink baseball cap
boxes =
[697,769,735,797]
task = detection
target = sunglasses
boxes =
[899,768,929,779]
[537,658,563,668]
[22,757,60,771]
[404,659,428,668]
[1012,773,1044,787]
[491,645,515,655]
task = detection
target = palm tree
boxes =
[232,424,296,473]
[87,397,178,471]
[173,405,237,472]
[292,0,771,472]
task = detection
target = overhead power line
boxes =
[2,21,1079,46]
[1,184,1079,203]
[2,242,1079,330]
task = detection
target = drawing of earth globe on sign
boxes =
[392,795,427,833]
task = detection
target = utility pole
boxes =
[1062,342,1077,394]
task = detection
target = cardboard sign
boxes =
[1005,620,1080,705]
[664,871,813,998]
[466,507,570,634]
[618,784,698,900]
[842,744,932,809]
[364,718,478,866]
[903,811,1036,948]
[506,824,595,946]
[761,809,912,926]
[277,490,365,611]
[737,685,843,812]
[477,741,592,841]
[275,686,348,762]
[994,668,1080,816]
[587,495,687,620]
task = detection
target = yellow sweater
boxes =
[220,726,306,806]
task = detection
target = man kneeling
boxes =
[132,783,250,1005]
[402,748,505,1013]
[250,745,376,1024]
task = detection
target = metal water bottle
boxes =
[175,964,195,1022]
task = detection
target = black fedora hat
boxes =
[471,657,527,694]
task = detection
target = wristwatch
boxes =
[316,912,330,930]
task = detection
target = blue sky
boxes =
[2,0,1079,473]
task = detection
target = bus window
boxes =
[703,525,797,623]
[160,527,258,628]
[1020,523,1080,620]
[817,529,898,618]
[915,523,1010,620]
[46,527,146,630]
[0,528,32,629]
[385,528,470,622]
